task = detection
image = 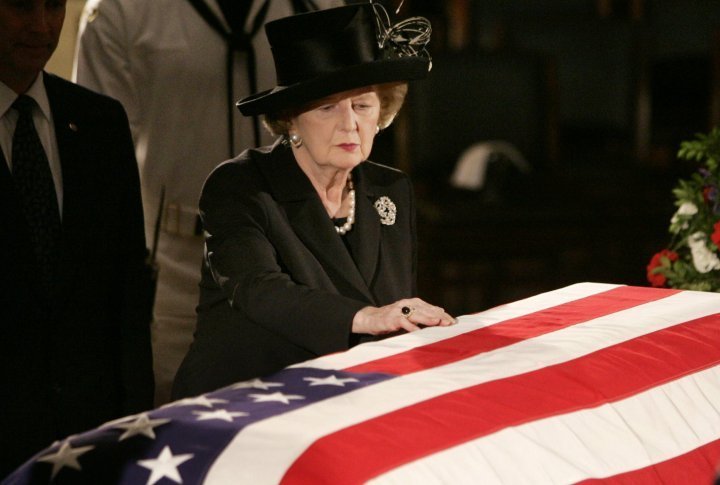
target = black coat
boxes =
[172,141,417,398]
[0,73,154,476]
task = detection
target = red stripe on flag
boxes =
[281,313,720,485]
[346,286,680,376]
[577,438,720,485]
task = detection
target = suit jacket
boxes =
[0,73,154,476]
[172,141,417,398]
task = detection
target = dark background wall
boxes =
[372,0,720,315]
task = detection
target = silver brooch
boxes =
[374,196,397,225]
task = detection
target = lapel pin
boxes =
[68,122,78,132]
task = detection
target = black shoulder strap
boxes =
[186,0,229,40]
[248,0,272,39]
[185,0,272,42]
[185,0,271,153]
[291,0,320,13]
[184,0,321,154]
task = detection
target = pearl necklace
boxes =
[335,174,355,235]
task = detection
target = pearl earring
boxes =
[289,133,303,148]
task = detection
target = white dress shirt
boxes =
[0,74,64,214]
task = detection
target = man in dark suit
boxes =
[0,0,154,477]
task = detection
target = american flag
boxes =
[5,282,720,484]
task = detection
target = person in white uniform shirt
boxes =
[73,0,343,405]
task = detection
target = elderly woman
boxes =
[172,3,454,399]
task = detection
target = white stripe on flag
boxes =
[296,282,622,371]
[205,289,719,484]
[369,365,720,485]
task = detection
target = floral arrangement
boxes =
[647,127,720,291]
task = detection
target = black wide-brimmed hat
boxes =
[236,3,431,116]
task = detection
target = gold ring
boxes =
[401,306,415,318]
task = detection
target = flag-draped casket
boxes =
[5,282,720,484]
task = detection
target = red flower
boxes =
[646,249,678,287]
[712,221,720,248]
[703,186,713,203]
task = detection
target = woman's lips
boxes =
[338,143,358,152]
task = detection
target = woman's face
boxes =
[290,87,380,172]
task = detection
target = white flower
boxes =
[677,202,699,216]
[670,202,698,231]
[374,196,396,225]
[687,232,720,273]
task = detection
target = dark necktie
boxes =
[12,95,61,294]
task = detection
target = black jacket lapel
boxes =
[44,73,81,225]
[258,144,375,303]
[43,73,84,307]
[0,147,16,204]
[0,147,34,260]
[348,168,381,288]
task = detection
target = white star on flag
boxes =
[230,378,284,390]
[5,284,720,485]
[102,413,141,428]
[162,395,228,409]
[249,392,305,404]
[36,441,94,479]
[193,409,249,422]
[137,446,193,485]
[303,375,359,386]
[112,413,171,441]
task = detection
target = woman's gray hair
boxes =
[263,82,409,137]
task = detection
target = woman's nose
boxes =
[338,101,357,131]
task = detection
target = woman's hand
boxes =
[352,298,456,335]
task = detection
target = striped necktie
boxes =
[12,95,61,294]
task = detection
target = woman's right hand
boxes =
[352,298,456,335]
